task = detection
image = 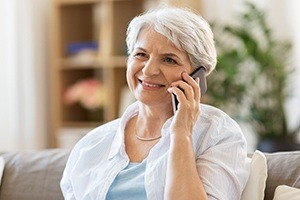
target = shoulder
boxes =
[66,118,121,163]
[76,118,120,148]
[69,101,139,155]
[194,104,246,151]
[195,105,249,199]
[200,104,241,129]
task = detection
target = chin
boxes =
[137,96,171,108]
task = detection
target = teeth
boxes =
[142,81,161,88]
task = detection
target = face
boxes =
[126,27,193,108]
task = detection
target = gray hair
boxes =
[126,5,217,75]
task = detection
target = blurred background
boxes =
[0,0,299,152]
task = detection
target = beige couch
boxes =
[0,149,299,200]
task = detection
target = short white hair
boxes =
[126,5,217,75]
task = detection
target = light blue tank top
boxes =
[105,160,147,200]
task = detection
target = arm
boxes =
[164,134,208,200]
[165,72,207,200]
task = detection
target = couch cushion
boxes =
[264,151,300,200]
[0,149,70,200]
[273,185,300,200]
[242,150,267,200]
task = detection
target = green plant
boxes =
[206,2,300,140]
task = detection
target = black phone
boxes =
[171,67,207,113]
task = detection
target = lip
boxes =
[138,79,165,89]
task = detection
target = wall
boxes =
[0,0,51,151]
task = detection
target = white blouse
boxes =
[61,101,250,200]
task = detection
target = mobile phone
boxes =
[171,67,207,113]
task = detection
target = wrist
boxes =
[170,128,192,138]
[170,132,193,145]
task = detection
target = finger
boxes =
[194,77,201,101]
[171,81,194,101]
[182,73,200,102]
[168,86,188,108]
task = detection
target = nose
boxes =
[142,58,160,76]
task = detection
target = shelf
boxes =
[57,0,134,6]
[59,56,127,70]
[50,0,145,148]
[61,121,103,127]
[57,0,100,5]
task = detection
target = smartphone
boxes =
[171,67,207,113]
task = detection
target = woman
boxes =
[61,5,249,200]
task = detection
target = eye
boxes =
[134,52,147,59]
[163,57,178,64]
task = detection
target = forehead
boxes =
[135,27,180,52]
[133,27,193,68]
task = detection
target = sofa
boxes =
[0,149,299,200]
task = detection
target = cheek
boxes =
[163,69,183,84]
[126,67,133,92]
[126,59,139,91]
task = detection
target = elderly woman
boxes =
[61,5,249,200]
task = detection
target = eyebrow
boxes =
[135,47,147,52]
[162,53,180,59]
[134,47,180,59]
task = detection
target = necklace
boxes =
[135,133,162,141]
[134,125,161,141]
[133,116,162,141]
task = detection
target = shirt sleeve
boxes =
[60,131,86,200]
[60,174,76,200]
[196,116,250,200]
[60,148,78,200]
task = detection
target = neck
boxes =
[138,103,173,121]
[135,103,172,138]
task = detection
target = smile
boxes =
[139,79,165,88]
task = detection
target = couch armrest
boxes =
[0,149,70,200]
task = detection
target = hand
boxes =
[168,72,201,136]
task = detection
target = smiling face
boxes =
[126,27,193,109]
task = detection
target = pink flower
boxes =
[64,78,105,110]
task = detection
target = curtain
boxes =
[0,0,50,151]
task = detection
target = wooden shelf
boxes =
[50,0,144,148]
[57,0,100,5]
[61,121,103,127]
[57,0,133,6]
[59,56,127,70]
